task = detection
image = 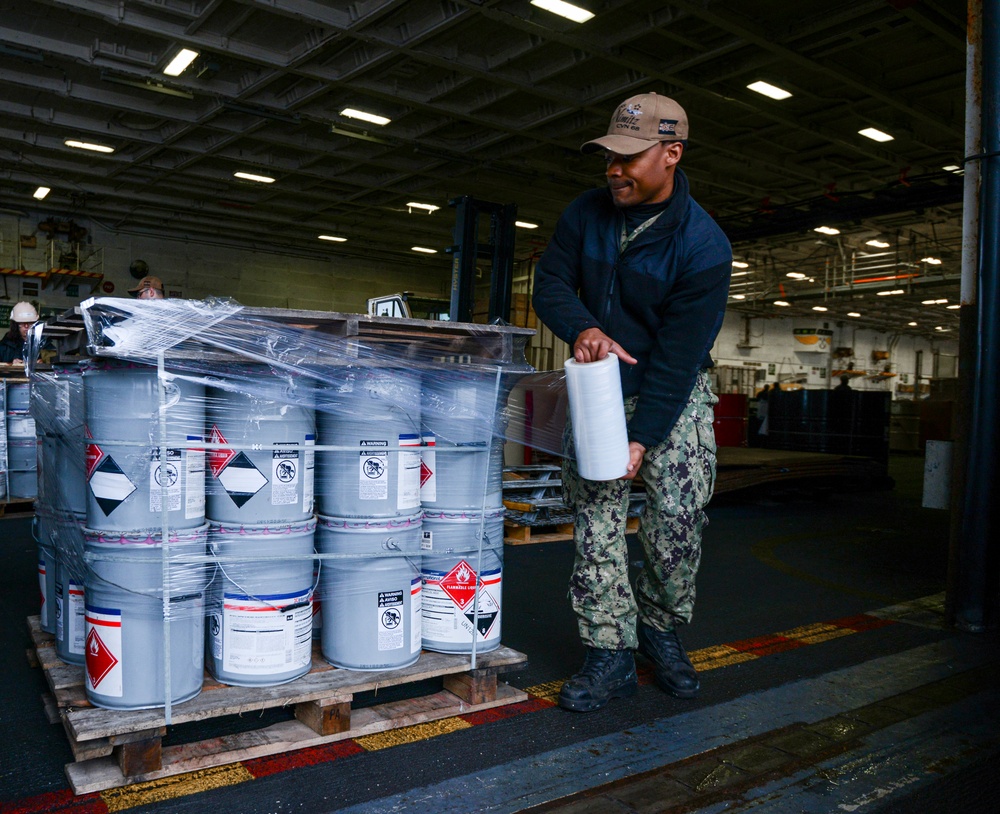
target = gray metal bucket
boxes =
[34,507,57,633]
[6,382,30,411]
[420,509,504,654]
[315,368,422,518]
[316,513,423,670]
[206,380,316,525]
[7,439,38,499]
[206,519,316,686]
[34,365,87,517]
[83,524,208,710]
[83,364,206,532]
[55,566,86,666]
[420,372,504,510]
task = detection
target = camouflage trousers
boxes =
[562,371,718,649]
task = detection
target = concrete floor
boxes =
[1,453,997,813]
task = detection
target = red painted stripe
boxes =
[830,613,897,632]
[729,634,806,655]
[460,697,554,725]
[0,788,105,813]
[243,740,366,778]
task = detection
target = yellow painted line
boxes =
[778,621,856,645]
[525,679,564,702]
[355,717,472,751]
[690,645,759,670]
[101,764,254,811]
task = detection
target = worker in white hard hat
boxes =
[0,301,39,365]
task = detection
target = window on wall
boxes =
[21,280,40,298]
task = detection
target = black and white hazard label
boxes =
[377,589,404,652]
[218,451,269,508]
[89,456,137,516]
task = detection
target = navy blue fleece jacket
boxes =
[532,168,732,449]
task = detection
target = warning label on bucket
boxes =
[421,567,502,645]
[56,580,85,655]
[359,439,388,500]
[186,435,206,519]
[398,433,421,510]
[303,434,315,514]
[419,433,436,502]
[85,605,122,697]
[149,447,182,513]
[89,456,137,516]
[272,442,300,506]
[218,589,312,674]
[377,589,405,651]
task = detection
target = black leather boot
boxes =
[558,647,638,712]
[637,623,699,698]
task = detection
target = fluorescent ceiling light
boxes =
[233,171,275,183]
[340,108,391,126]
[730,271,750,277]
[935,326,949,331]
[530,0,595,23]
[947,304,960,310]
[318,235,347,242]
[406,202,440,213]
[163,48,199,77]
[774,300,790,307]
[866,239,890,248]
[64,139,114,153]
[908,321,918,326]
[515,220,539,229]
[943,165,963,173]
[877,289,905,296]
[922,298,948,305]
[813,226,840,235]
[747,80,792,100]
[731,294,746,300]
[732,260,749,268]
[812,306,828,312]
[411,246,438,254]
[847,312,861,317]
[921,256,942,265]
[33,186,51,200]
[859,127,894,142]
[786,272,806,279]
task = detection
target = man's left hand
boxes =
[622,441,645,481]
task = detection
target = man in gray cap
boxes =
[533,92,732,712]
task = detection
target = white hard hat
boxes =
[11,301,39,323]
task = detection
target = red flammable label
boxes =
[208,425,236,478]
[440,559,478,610]
[84,426,103,480]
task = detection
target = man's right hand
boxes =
[573,327,638,365]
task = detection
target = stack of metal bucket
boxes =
[418,369,505,655]
[5,381,37,500]
[81,362,209,709]
[204,371,317,687]
[315,367,425,670]
[32,364,88,667]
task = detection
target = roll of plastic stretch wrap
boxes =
[564,355,630,481]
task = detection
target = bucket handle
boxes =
[211,544,321,611]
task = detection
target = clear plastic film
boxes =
[21,297,577,699]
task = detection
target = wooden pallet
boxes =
[27,616,528,795]
[505,515,639,545]
[0,497,35,517]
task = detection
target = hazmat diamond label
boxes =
[439,559,478,610]
[85,605,122,697]
[217,451,269,508]
[89,456,137,516]
[464,588,500,637]
[84,426,103,480]
[208,424,236,478]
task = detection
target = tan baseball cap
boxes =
[128,275,164,296]
[581,92,688,155]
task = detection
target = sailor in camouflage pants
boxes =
[561,371,718,698]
